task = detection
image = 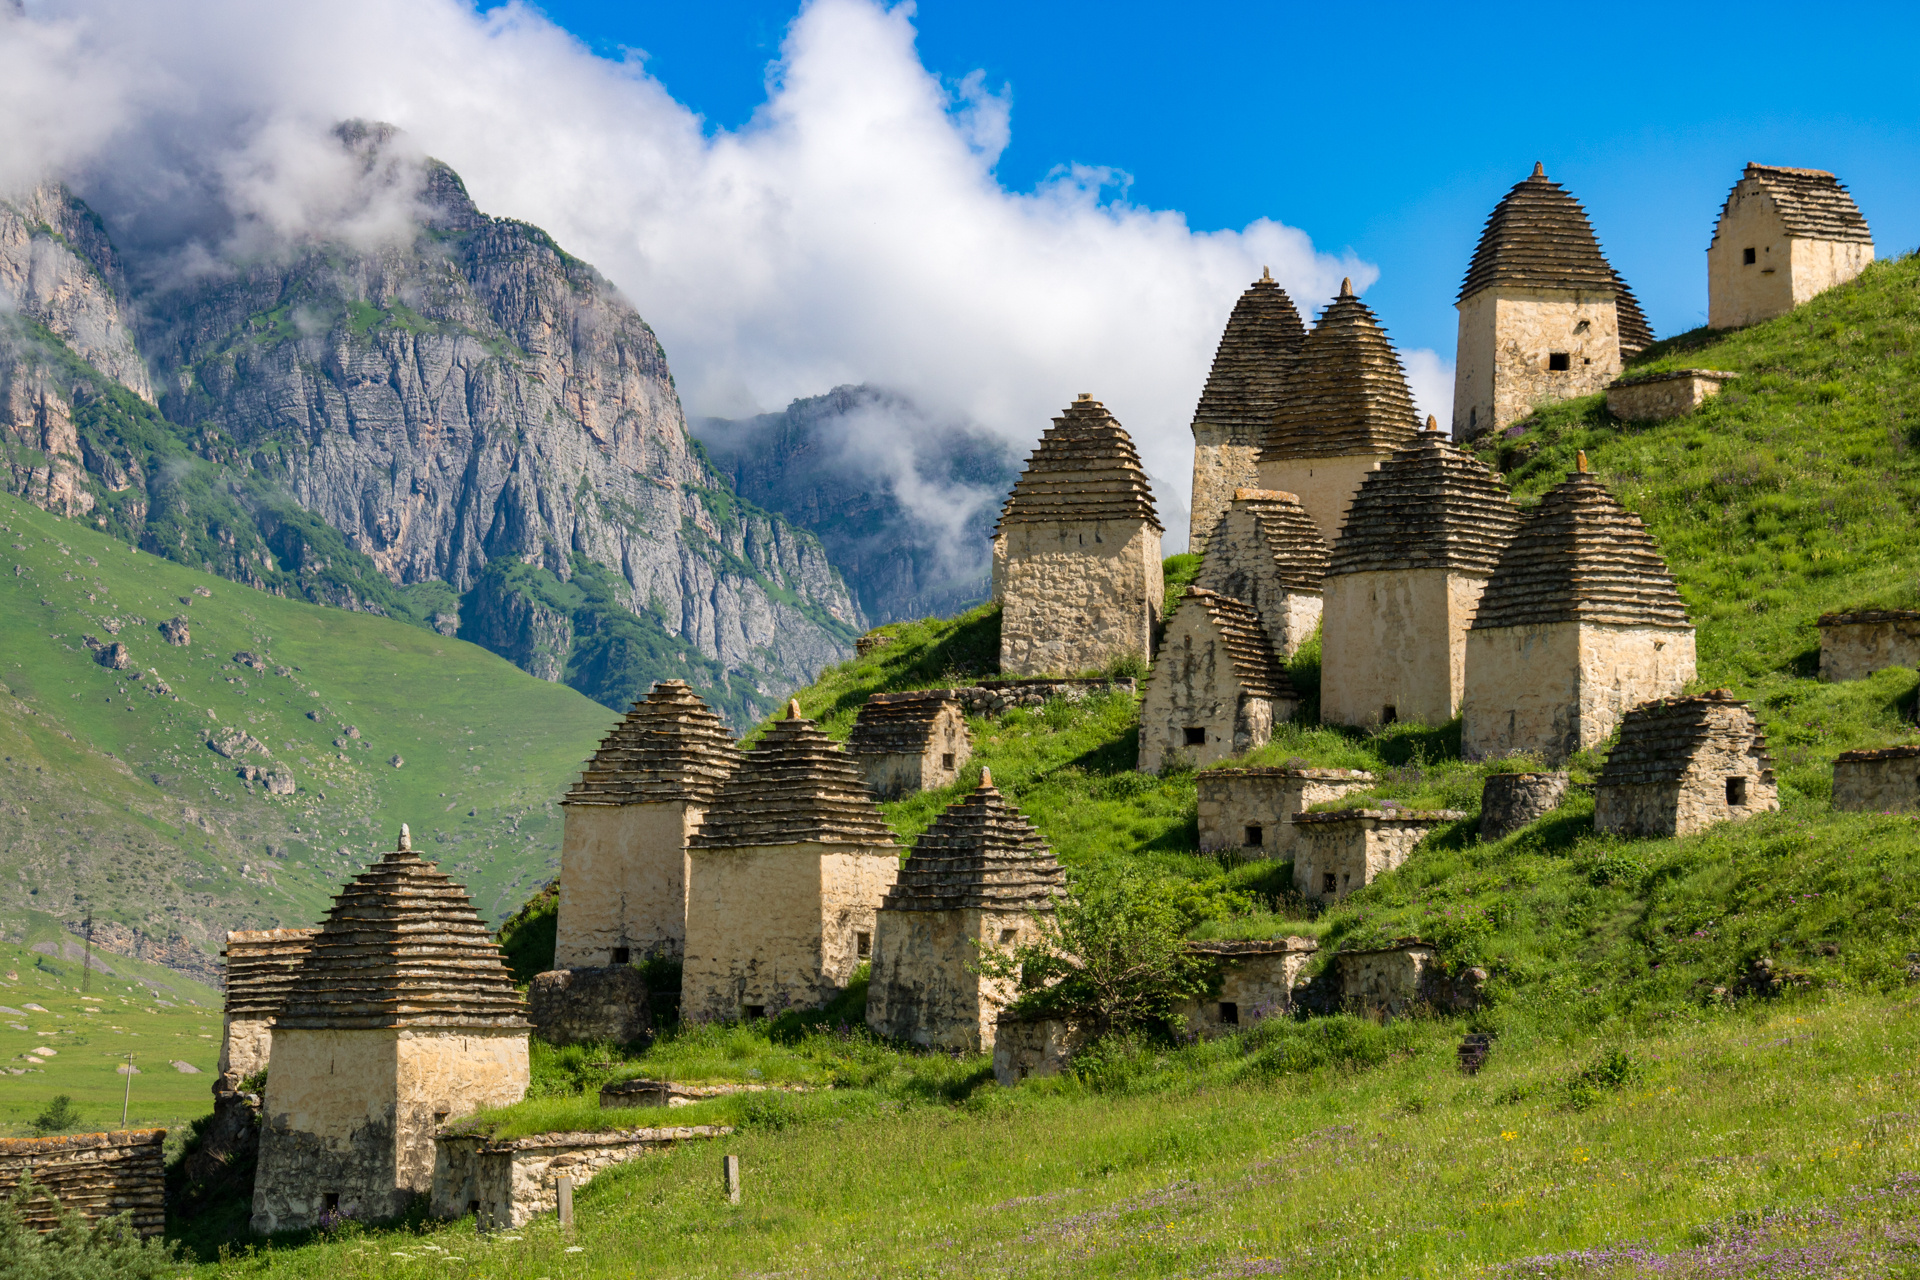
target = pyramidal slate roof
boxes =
[1190,270,1308,446]
[1461,164,1621,298]
[1597,690,1775,788]
[1327,422,1521,577]
[1209,487,1328,591]
[1714,163,1873,246]
[564,680,739,807]
[688,702,899,849]
[880,770,1065,913]
[221,928,317,1020]
[1470,460,1691,632]
[847,690,965,756]
[1165,588,1296,700]
[996,395,1162,532]
[274,829,528,1031]
[1612,268,1655,357]
[1260,280,1420,462]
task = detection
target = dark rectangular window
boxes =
[1244,824,1264,847]
[1323,872,1337,894]
[1744,247,1757,264]
[856,930,872,959]
[611,946,630,965]
[1382,705,1397,725]
[1184,726,1206,746]
[323,1193,340,1212]
[743,1004,766,1021]
[1548,352,1571,372]
[941,752,955,770]
[1726,776,1748,806]
[1219,1001,1239,1026]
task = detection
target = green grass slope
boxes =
[0,491,613,975]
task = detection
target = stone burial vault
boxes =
[992,393,1164,677]
[554,679,740,968]
[1461,456,1696,762]
[1256,277,1422,545]
[1832,744,1920,814]
[1291,806,1465,904]
[681,702,900,1024]
[1709,163,1873,331]
[250,826,530,1235]
[1594,691,1778,838]
[1187,269,1308,554]
[1194,486,1328,661]
[1138,587,1298,773]
[1319,418,1520,730]
[1816,610,1920,684]
[217,927,316,1091]
[1175,937,1319,1039]
[845,689,972,800]
[865,768,1065,1053]
[1195,765,1375,861]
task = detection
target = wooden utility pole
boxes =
[120,1052,134,1127]
[81,909,93,993]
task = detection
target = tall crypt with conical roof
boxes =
[1187,270,1308,553]
[1255,278,1422,545]
[250,827,530,1234]
[554,681,740,967]
[992,394,1164,676]
[1452,164,1653,441]
[681,703,901,1023]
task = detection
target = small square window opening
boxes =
[323,1193,340,1213]
[1726,776,1748,806]
[611,946,630,965]
[1381,705,1397,725]
[1548,352,1571,372]
[1744,247,1757,264]
[856,930,872,959]
[742,1004,766,1021]
[1244,824,1264,847]
[1322,872,1337,894]
[1219,1001,1240,1026]
[998,928,1018,946]
[1183,726,1207,746]
[941,752,955,770]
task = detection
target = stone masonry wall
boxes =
[221,1017,273,1088]
[1453,288,1621,438]
[1189,434,1261,556]
[554,800,700,967]
[432,1126,727,1229]
[999,518,1161,676]
[992,1016,1086,1088]
[527,966,652,1046]
[1321,569,1487,728]
[1479,772,1569,840]
[0,1129,166,1237]
[1256,453,1384,545]
[866,907,1039,1053]
[1819,615,1920,683]
[1175,942,1316,1039]
[1293,811,1460,903]
[1137,605,1280,773]
[1833,747,1920,813]
[1196,768,1374,860]
[1605,372,1735,423]
[1709,193,1793,328]
[1462,622,1695,761]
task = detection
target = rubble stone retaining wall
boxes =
[1818,613,1920,683]
[432,1126,729,1229]
[527,966,652,1046]
[1479,772,1569,840]
[1832,746,1920,813]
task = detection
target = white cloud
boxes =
[6,0,1447,551]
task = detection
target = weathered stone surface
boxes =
[1195,766,1375,860]
[1832,744,1920,813]
[867,773,1063,1052]
[1292,809,1464,903]
[1188,272,1307,552]
[1710,163,1873,330]
[0,184,153,402]
[433,1126,728,1229]
[1817,611,1920,683]
[527,966,651,1047]
[1606,370,1737,422]
[1257,278,1420,542]
[1316,941,1485,1021]
[992,1015,1086,1087]
[1139,589,1297,773]
[556,681,739,966]
[0,1129,166,1237]
[1478,772,1569,841]
[846,692,972,800]
[218,927,317,1089]
[1195,488,1326,660]
[995,395,1162,676]
[158,615,190,646]
[600,1078,807,1108]
[1594,691,1778,838]
[1174,938,1317,1039]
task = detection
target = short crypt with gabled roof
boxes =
[250,827,530,1235]
[554,681,739,967]
[1320,419,1520,729]
[846,690,971,800]
[682,702,901,1024]
[1139,587,1298,773]
[993,394,1164,676]
[1709,163,1873,330]
[865,769,1065,1052]
[1594,691,1778,838]
[1452,164,1653,441]
[1256,278,1422,544]
[1187,270,1308,553]
[1194,486,1328,661]
[1461,457,1696,761]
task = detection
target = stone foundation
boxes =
[432,1126,729,1229]
[1292,809,1464,903]
[991,1016,1086,1087]
[1318,943,1487,1021]
[0,1130,166,1237]
[600,1079,808,1108]
[1832,745,1920,813]
[1195,767,1375,860]
[1606,370,1735,422]
[1818,612,1920,683]
[1478,772,1569,840]
[527,967,652,1046]
[1174,938,1317,1038]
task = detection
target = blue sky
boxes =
[528,0,1920,357]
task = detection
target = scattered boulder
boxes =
[343,726,360,739]
[232,652,266,671]
[1479,772,1569,840]
[209,728,268,759]
[159,616,190,647]
[389,755,404,768]
[94,642,130,670]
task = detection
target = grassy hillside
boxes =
[0,491,614,976]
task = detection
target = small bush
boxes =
[31,1095,79,1137]
[0,1174,181,1279]
[1566,1047,1644,1110]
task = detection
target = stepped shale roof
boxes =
[221,928,317,1020]
[1470,469,1691,632]
[688,705,899,849]
[1835,744,1920,763]
[564,680,739,806]
[1714,163,1873,246]
[1163,588,1296,701]
[881,773,1064,912]
[995,395,1161,532]
[1596,691,1774,788]
[847,691,965,756]
[1327,427,1520,577]
[1260,280,1420,461]
[274,830,527,1030]
[1612,268,1655,357]
[1460,165,1623,300]
[1817,609,1920,627]
[1191,273,1307,445]
[1208,488,1329,591]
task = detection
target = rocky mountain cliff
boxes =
[0,126,860,724]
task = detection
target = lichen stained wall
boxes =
[1819,618,1920,682]
[1176,948,1314,1038]
[555,800,700,966]
[866,907,1038,1053]
[1189,434,1261,554]
[1321,569,1486,728]
[1462,622,1695,761]
[1255,454,1383,545]
[1137,608,1275,774]
[1196,769,1373,860]
[999,518,1160,676]
[1452,288,1621,440]
[219,1016,273,1085]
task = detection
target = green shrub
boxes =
[0,1174,181,1279]
[30,1095,78,1137]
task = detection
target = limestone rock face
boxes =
[0,183,153,403]
[1188,273,1307,552]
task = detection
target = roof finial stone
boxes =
[979,767,992,788]
[397,823,411,852]
[1533,161,1545,178]
[1338,276,1353,298]
[787,699,802,720]
[1260,265,1272,283]
[1577,450,1589,473]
